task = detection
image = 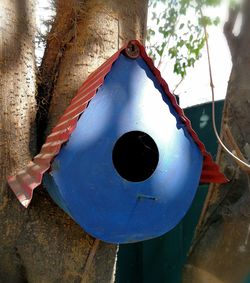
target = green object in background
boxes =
[115,100,224,283]
[242,274,250,283]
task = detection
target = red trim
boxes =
[131,40,227,184]
[7,40,227,208]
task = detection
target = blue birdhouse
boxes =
[8,40,227,244]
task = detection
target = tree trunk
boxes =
[1,0,148,282]
[44,0,148,134]
[0,0,36,282]
[183,2,250,283]
[0,0,37,280]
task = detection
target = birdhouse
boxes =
[8,40,227,244]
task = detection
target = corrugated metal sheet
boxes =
[7,40,227,208]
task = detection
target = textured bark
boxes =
[0,0,37,282]
[45,0,148,134]
[183,2,250,283]
[1,0,148,283]
[36,0,80,149]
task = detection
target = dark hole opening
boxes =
[112,131,159,182]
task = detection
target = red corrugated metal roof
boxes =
[7,40,227,208]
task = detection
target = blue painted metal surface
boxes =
[44,54,203,244]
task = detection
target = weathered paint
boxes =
[7,41,227,209]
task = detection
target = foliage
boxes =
[147,0,221,78]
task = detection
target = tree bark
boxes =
[1,0,148,282]
[44,0,148,134]
[0,0,36,282]
[183,2,250,283]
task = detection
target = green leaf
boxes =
[179,23,184,29]
[147,0,222,79]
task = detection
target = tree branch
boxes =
[223,6,240,57]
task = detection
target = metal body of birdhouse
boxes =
[8,41,227,244]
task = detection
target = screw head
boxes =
[124,41,140,59]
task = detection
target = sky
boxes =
[36,1,234,108]
[35,1,55,65]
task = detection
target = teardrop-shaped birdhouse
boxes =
[8,40,227,244]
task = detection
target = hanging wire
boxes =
[199,6,250,171]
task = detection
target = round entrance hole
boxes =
[112,131,159,182]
